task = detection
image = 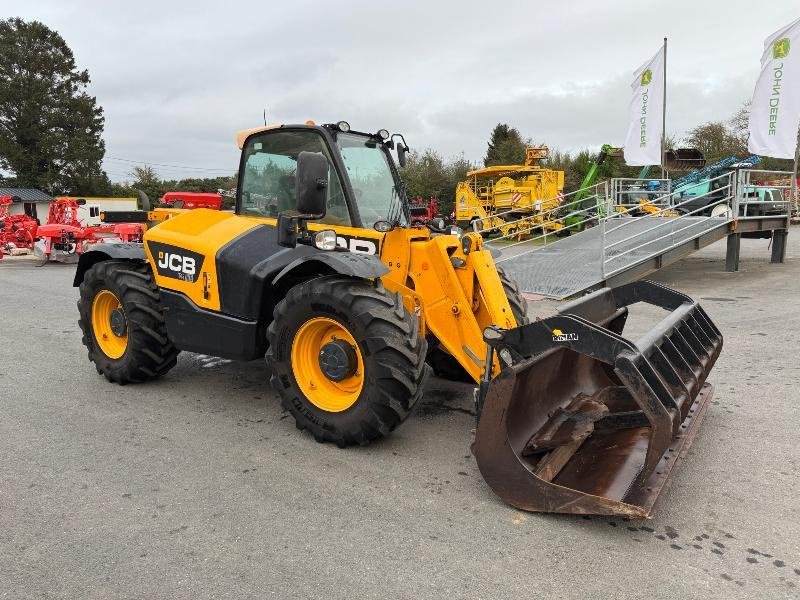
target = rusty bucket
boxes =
[472,281,722,518]
[664,148,706,171]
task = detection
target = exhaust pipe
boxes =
[472,281,722,518]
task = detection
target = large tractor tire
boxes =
[427,266,529,382]
[78,260,178,384]
[497,266,530,326]
[266,275,428,447]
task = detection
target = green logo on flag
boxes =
[640,69,653,86]
[773,37,790,59]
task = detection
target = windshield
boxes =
[335,133,407,228]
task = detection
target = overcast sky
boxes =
[4,0,799,181]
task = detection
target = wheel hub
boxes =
[318,339,357,382]
[109,308,127,337]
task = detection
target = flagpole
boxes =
[793,126,799,216]
[661,37,667,179]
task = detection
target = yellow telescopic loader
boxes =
[74,121,722,517]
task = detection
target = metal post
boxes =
[771,229,788,263]
[600,182,608,279]
[661,37,667,180]
[725,233,741,272]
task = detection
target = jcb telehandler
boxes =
[74,121,722,517]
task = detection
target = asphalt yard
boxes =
[1,232,798,599]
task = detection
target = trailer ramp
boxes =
[497,216,729,299]
[487,169,791,299]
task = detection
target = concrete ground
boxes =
[1,233,798,600]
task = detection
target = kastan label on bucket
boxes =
[552,329,578,342]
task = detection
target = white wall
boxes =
[73,198,138,226]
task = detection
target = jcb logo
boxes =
[148,242,205,283]
[335,235,378,255]
[158,251,196,276]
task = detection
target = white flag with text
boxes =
[748,17,800,159]
[623,46,665,166]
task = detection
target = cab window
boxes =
[238,130,351,226]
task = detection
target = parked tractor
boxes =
[73,121,722,517]
[409,196,442,226]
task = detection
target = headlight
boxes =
[377,128,390,140]
[373,220,394,233]
[313,229,338,251]
[337,121,350,132]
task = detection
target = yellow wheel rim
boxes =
[91,289,128,359]
[291,317,364,412]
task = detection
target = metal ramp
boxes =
[480,169,792,299]
[496,216,730,299]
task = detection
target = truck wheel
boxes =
[77,260,178,384]
[266,275,428,447]
[428,266,529,382]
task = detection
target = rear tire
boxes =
[77,260,178,384]
[266,275,428,447]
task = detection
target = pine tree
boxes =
[483,123,527,166]
[0,18,108,194]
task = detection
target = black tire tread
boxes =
[265,275,428,447]
[77,260,179,384]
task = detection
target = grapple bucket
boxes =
[664,148,706,170]
[472,281,722,518]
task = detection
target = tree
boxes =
[0,18,108,194]
[683,121,746,165]
[128,165,162,202]
[400,150,476,215]
[483,123,527,166]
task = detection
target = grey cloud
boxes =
[5,0,799,180]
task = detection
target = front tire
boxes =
[78,260,178,384]
[266,275,428,447]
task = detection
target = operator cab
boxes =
[236,121,411,231]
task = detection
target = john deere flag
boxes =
[748,17,800,159]
[623,45,665,166]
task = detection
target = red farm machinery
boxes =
[0,195,39,257]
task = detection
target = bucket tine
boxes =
[472,280,722,518]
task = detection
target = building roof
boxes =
[0,188,52,203]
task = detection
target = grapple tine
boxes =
[472,280,723,517]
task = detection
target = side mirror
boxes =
[295,151,328,217]
[397,143,408,168]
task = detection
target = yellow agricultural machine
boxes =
[454,146,565,237]
[73,121,722,517]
